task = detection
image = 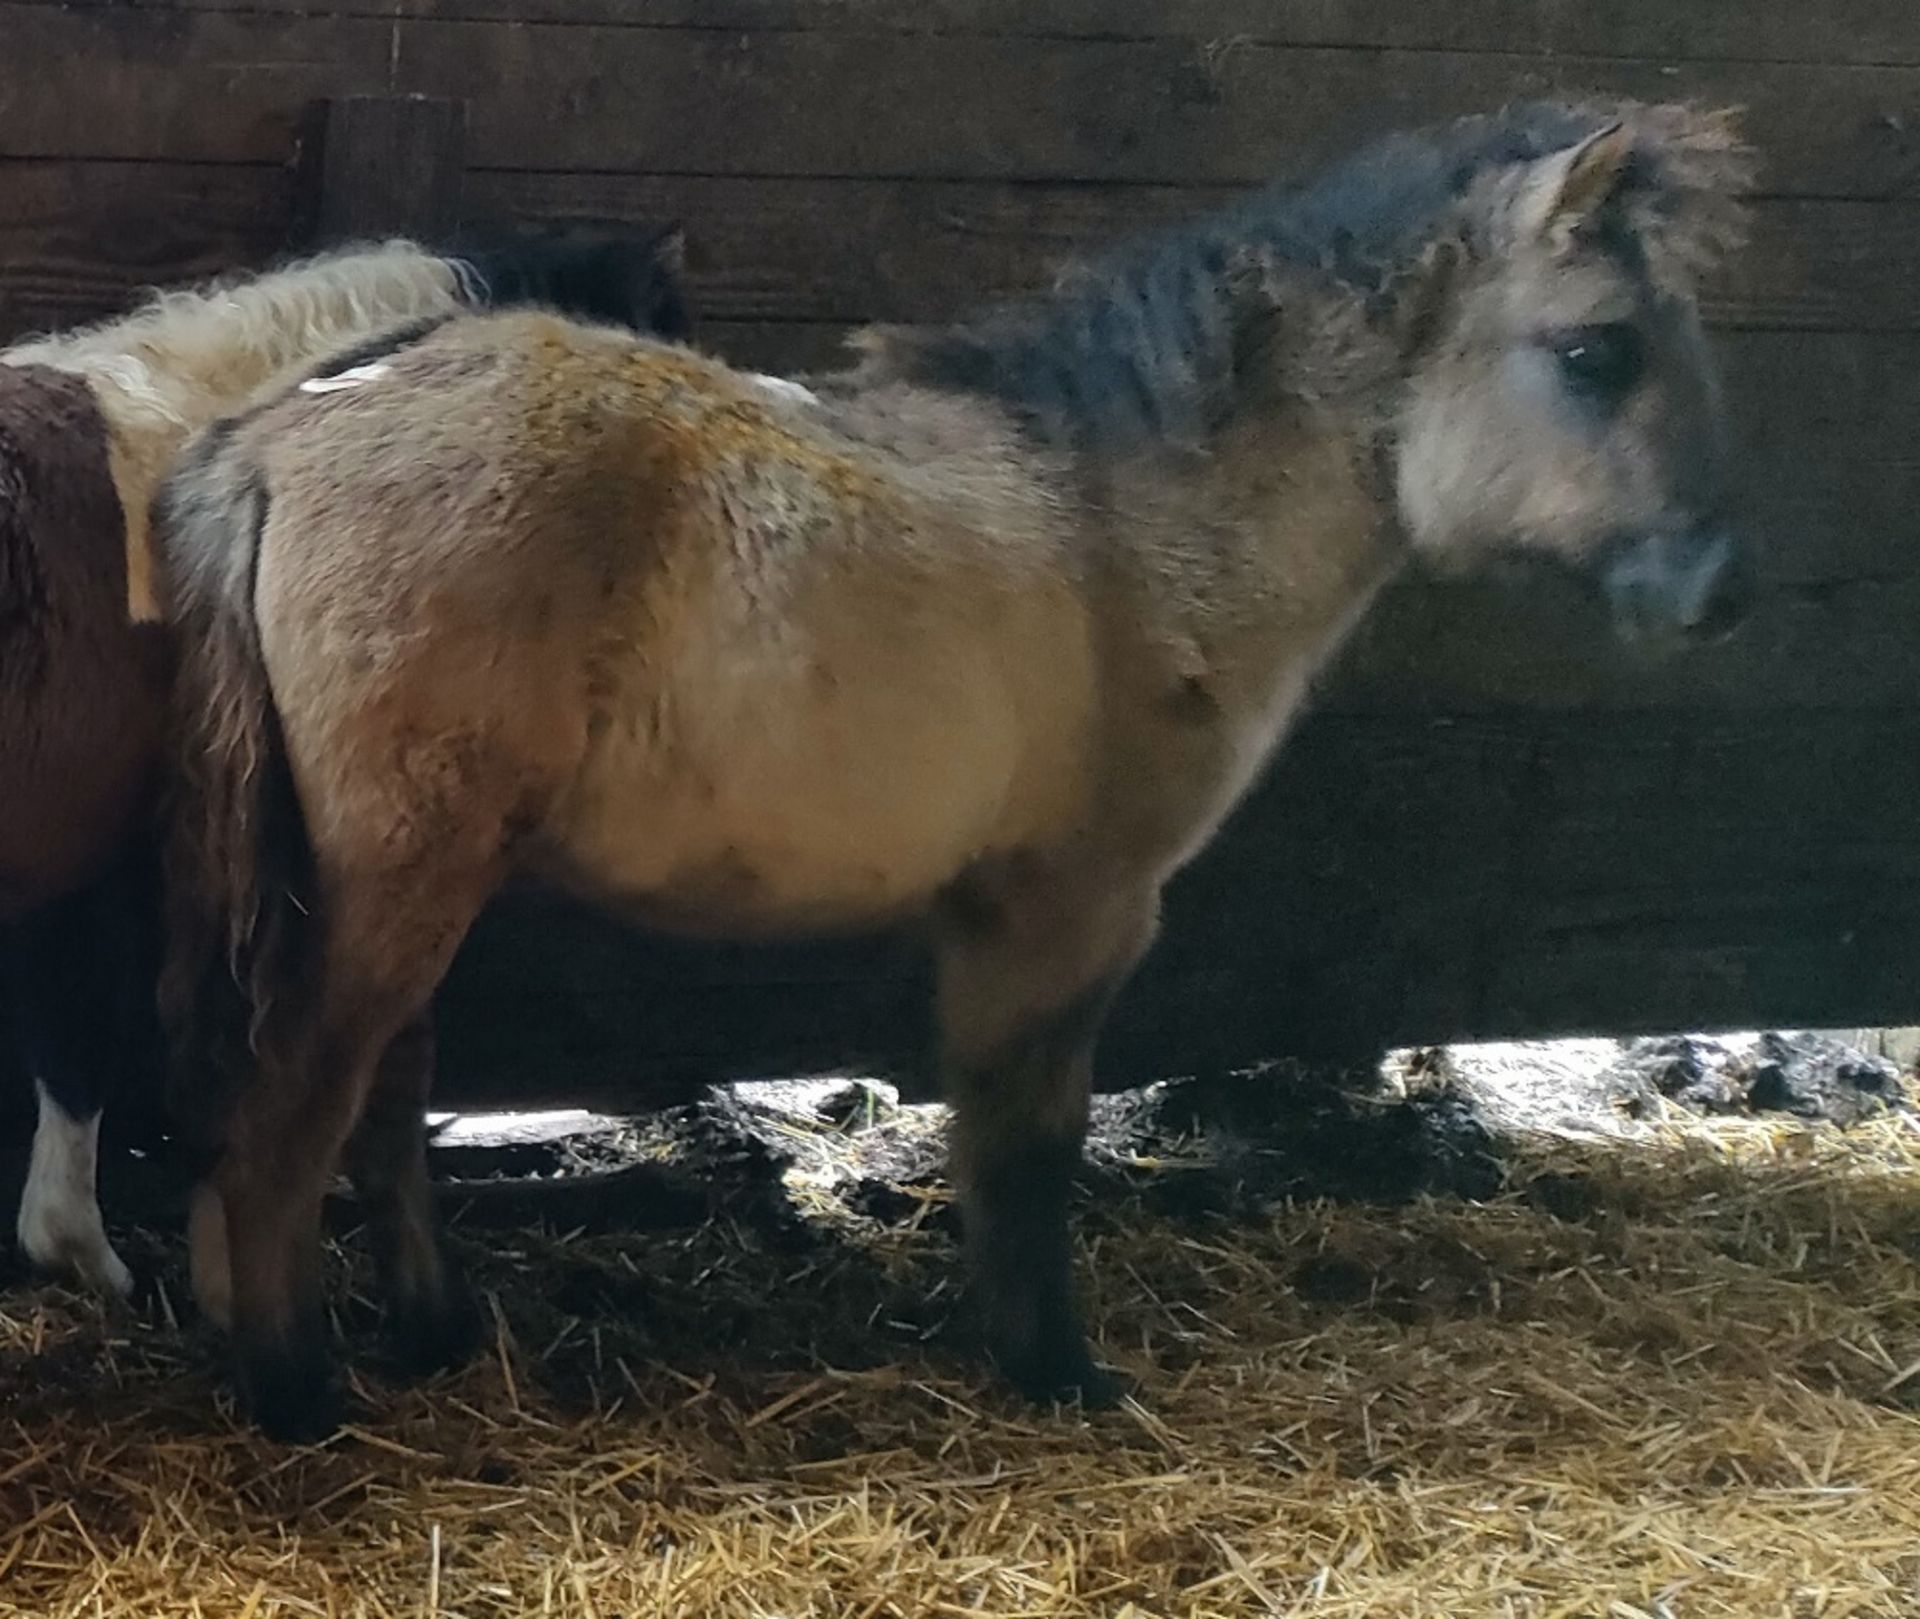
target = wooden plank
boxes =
[1481,711,1920,1031]
[2,170,1893,352]
[3,7,1914,198]
[1721,330,1920,589]
[426,710,1920,1108]
[309,95,468,245]
[1323,569,1920,714]
[1716,200,1920,333]
[0,8,395,164]
[1147,711,1920,1049]
[467,172,1920,335]
[10,167,1903,349]
[0,160,297,342]
[27,0,1920,71]
[398,28,1920,195]
[1520,715,1920,897]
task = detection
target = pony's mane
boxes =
[1,240,473,433]
[863,99,1752,450]
[2,240,476,623]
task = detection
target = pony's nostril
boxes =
[1602,527,1750,649]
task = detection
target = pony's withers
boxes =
[158,100,1752,1439]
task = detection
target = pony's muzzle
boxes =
[1602,524,1749,652]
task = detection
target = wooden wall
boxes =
[5,0,1918,1103]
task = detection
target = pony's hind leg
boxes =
[215,1008,404,1441]
[342,1012,482,1378]
[934,861,1159,1406]
[216,869,500,1442]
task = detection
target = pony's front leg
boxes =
[934,863,1159,1406]
[188,1179,232,1327]
[17,1080,130,1297]
[6,863,158,1300]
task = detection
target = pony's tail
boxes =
[154,425,316,1153]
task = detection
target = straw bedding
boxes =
[5,1049,1920,1618]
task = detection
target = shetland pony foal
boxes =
[163,101,1750,1439]
[2,226,690,1297]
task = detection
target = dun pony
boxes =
[2,225,691,1298]
[158,101,1752,1439]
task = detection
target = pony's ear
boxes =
[631,224,694,339]
[1513,121,1637,246]
[650,224,688,279]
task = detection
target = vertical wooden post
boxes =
[311,95,469,245]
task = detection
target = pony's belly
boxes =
[0,729,160,922]
[541,822,963,938]
[552,731,1062,936]
[548,635,1095,935]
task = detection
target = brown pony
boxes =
[159,101,1752,1439]
[2,227,691,1298]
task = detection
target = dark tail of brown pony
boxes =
[154,424,316,1155]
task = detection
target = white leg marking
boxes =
[189,1182,233,1332]
[17,1079,135,1298]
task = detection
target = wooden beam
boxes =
[309,95,468,245]
[18,0,1920,71]
[0,161,297,341]
[400,29,1920,196]
[0,8,1913,198]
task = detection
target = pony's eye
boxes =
[1550,323,1644,408]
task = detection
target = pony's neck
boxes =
[1089,345,1409,713]
[3,243,473,621]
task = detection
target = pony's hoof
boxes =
[82,1245,137,1302]
[17,1205,135,1301]
[997,1338,1127,1410]
[238,1342,342,1444]
[390,1281,485,1382]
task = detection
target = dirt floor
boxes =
[5,1033,1920,1617]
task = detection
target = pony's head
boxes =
[1378,102,1754,650]
[454,222,692,342]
